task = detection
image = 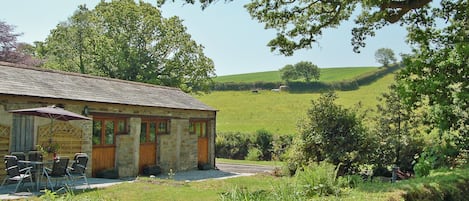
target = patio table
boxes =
[18,160,53,191]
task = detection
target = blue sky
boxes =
[2,0,411,76]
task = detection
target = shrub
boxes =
[272,134,293,161]
[245,146,263,161]
[413,151,432,177]
[288,92,370,175]
[216,130,292,161]
[254,129,273,160]
[294,162,342,197]
[216,132,252,159]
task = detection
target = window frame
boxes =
[92,117,128,147]
[189,120,208,138]
[140,118,170,144]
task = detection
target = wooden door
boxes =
[92,118,125,176]
[192,120,209,165]
[139,143,156,172]
[198,137,209,165]
[92,146,115,176]
[139,121,159,173]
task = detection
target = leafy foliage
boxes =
[240,0,433,55]
[280,61,320,82]
[287,92,369,175]
[295,162,342,197]
[215,132,251,160]
[396,0,468,149]
[371,83,426,172]
[0,20,42,66]
[39,0,215,93]
[375,48,397,67]
[245,146,263,161]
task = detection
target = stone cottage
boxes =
[0,61,217,178]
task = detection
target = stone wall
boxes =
[0,95,216,178]
[0,97,93,177]
[115,117,140,177]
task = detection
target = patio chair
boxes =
[10,152,27,169]
[1,155,33,192]
[10,152,26,161]
[44,157,70,191]
[67,153,90,189]
[28,151,43,162]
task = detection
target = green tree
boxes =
[396,0,468,147]
[295,61,320,82]
[280,64,298,82]
[280,61,320,83]
[40,0,215,93]
[165,0,468,148]
[372,83,425,172]
[375,48,397,67]
[287,92,369,175]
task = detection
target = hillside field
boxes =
[214,67,378,83]
[197,72,396,135]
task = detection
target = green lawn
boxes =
[199,72,395,135]
[45,167,469,201]
[214,67,379,83]
[217,158,284,167]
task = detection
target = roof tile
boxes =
[0,62,216,111]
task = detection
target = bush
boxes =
[216,131,292,161]
[254,129,273,160]
[272,134,293,161]
[288,92,370,175]
[216,132,252,159]
[294,162,342,197]
[245,147,263,161]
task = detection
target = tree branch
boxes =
[380,0,432,23]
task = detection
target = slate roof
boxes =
[0,62,216,111]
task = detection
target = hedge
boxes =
[212,64,402,92]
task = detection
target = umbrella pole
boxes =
[49,118,54,143]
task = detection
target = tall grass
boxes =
[198,72,395,135]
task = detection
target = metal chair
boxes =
[1,155,33,192]
[10,152,26,161]
[44,157,70,191]
[10,152,27,170]
[67,153,90,189]
[28,151,43,162]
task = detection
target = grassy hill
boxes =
[214,67,378,83]
[198,70,396,135]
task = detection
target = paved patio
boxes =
[0,177,130,200]
[0,168,255,200]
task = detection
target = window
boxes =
[93,117,127,146]
[140,119,170,143]
[190,120,207,137]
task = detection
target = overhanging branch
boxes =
[380,0,432,23]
